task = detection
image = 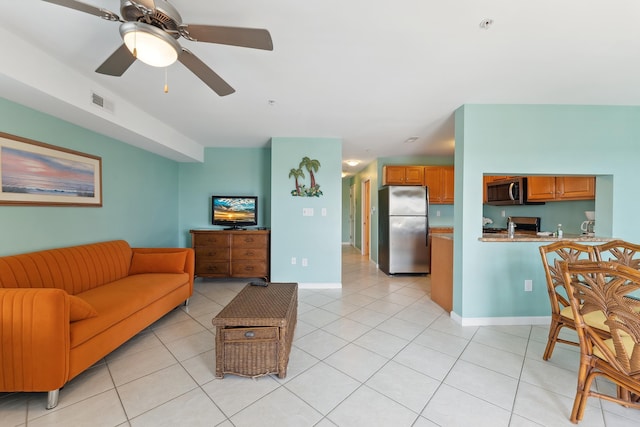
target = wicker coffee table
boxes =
[212,282,297,379]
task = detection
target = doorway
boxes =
[349,183,356,246]
[361,179,370,257]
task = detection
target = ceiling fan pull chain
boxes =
[164,68,169,93]
[132,29,138,58]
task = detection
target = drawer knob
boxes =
[244,331,255,338]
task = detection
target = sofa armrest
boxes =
[131,247,195,288]
[0,288,70,392]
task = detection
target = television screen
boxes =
[212,196,258,229]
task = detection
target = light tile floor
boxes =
[2,246,640,426]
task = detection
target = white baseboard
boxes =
[298,282,342,289]
[450,311,551,326]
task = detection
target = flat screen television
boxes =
[212,196,258,229]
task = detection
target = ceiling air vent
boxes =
[90,91,114,113]
[91,92,104,108]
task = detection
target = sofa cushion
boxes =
[69,273,189,348]
[68,294,98,322]
[129,252,187,275]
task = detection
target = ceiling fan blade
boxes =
[178,49,235,96]
[181,25,273,51]
[95,44,136,76]
[42,0,121,21]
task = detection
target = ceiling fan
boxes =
[42,0,274,96]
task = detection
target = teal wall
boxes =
[454,104,640,321]
[178,147,271,246]
[0,97,180,256]
[270,137,342,285]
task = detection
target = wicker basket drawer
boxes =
[222,327,278,342]
[222,341,278,377]
[232,234,268,248]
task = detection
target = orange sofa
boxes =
[0,240,194,409]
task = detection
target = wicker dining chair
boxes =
[539,241,607,360]
[594,239,640,269]
[560,260,640,423]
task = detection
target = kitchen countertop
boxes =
[479,233,616,242]
[432,233,453,240]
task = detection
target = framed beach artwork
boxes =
[0,132,102,207]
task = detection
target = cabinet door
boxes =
[404,166,424,185]
[441,167,455,204]
[527,176,557,201]
[556,176,595,200]
[383,166,406,185]
[423,167,443,203]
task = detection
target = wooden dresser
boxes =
[190,229,270,280]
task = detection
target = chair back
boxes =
[594,239,640,270]
[561,260,640,375]
[539,241,596,316]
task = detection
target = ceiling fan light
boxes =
[120,22,180,67]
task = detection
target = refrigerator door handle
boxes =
[425,186,430,246]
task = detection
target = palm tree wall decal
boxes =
[288,168,305,196]
[289,156,323,197]
[299,157,321,188]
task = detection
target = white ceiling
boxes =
[1,1,640,172]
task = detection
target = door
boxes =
[388,185,427,216]
[557,176,595,200]
[362,180,370,257]
[388,216,429,273]
[349,184,356,246]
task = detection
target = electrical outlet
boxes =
[524,279,533,292]
[321,208,327,216]
[501,210,506,217]
[436,210,441,217]
[291,257,296,265]
[302,258,308,267]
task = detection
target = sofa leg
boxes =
[184,298,190,306]
[46,389,59,409]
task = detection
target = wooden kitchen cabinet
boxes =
[527,176,595,201]
[424,166,454,204]
[431,234,453,312]
[190,229,270,280]
[382,165,424,185]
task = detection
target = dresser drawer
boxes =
[196,247,229,260]
[194,233,230,247]
[232,247,267,260]
[195,261,230,275]
[231,262,268,277]
[232,234,268,249]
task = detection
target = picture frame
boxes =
[0,132,102,207]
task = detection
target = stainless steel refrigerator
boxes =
[378,185,430,274]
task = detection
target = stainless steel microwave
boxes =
[486,177,541,205]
